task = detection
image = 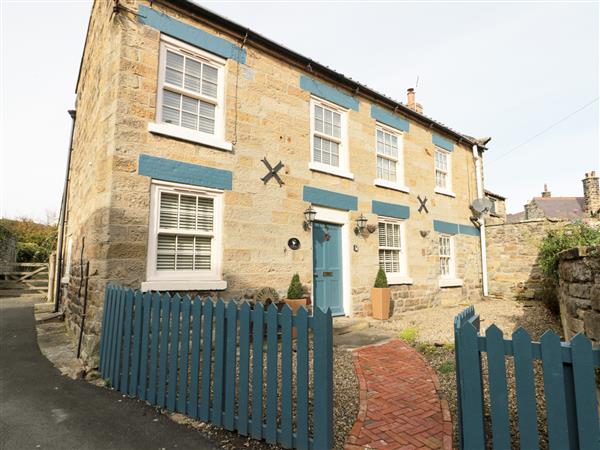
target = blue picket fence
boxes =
[99,284,333,450]
[454,306,600,450]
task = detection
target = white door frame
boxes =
[311,205,351,317]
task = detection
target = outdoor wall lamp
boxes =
[303,206,317,231]
[354,214,368,235]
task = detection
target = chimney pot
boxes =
[407,88,415,110]
[542,183,551,198]
[583,170,600,217]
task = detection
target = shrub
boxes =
[398,327,418,344]
[17,242,42,262]
[286,273,304,299]
[538,221,600,280]
[1,218,57,263]
[374,267,388,288]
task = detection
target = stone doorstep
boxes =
[334,317,370,336]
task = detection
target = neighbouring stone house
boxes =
[486,172,600,301]
[57,0,493,363]
[484,189,506,225]
[507,171,600,223]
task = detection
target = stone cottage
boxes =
[507,171,600,222]
[56,0,493,362]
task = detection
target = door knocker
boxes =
[323,224,331,241]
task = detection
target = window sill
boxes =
[387,275,413,285]
[148,122,233,152]
[434,188,456,198]
[439,278,463,288]
[374,179,410,193]
[141,279,228,292]
[309,162,354,180]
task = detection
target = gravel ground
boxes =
[372,299,563,449]
[371,298,563,344]
[169,347,358,450]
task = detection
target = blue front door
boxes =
[312,221,344,316]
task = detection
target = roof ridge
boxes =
[168,0,487,149]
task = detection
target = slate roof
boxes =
[165,0,488,150]
[531,197,585,219]
[507,197,586,223]
[484,189,506,200]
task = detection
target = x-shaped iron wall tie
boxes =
[417,195,429,214]
[261,157,285,187]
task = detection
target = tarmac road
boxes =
[0,296,216,450]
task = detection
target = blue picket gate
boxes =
[99,284,334,450]
[454,306,600,449]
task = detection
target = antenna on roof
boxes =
[415,76,420,88]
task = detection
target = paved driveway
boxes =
[0,297,216,450]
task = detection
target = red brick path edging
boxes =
[345,339,452,450]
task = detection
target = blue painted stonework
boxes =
[432,134,454,152]
[299,75,359,111]
[370,105,410,132]
[138,5,246,64]
[303,186,358,211]
[372,200,410,219]
[434,220,459,235]
[433,220,480,237]
[138,154,232,191]
[458,224,481,236]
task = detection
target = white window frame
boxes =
[148,35,232,152]
[374,123,409,193]
[378,217,412,285]
[438,234,462,287]
[434,147,455,197]
[142,180,226,291]
[308,96,354,180]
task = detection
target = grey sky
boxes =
[1,1,598,222]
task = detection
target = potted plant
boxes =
[371,267,391,320]
[284,273,308,314]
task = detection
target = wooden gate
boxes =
[0,262,49,297]
[454,306,600,449]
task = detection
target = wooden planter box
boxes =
[371,287,391,320]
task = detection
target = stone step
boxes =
[332,317,370,336]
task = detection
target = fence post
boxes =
[456,317,485,449]
[313,307,333,450]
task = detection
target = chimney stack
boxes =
[406,88,423,114]
[582,170,600,217]
[541,183,551,198]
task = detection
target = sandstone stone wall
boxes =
[60,0,123,364]
[0,226,16,272]
[557,246,600,344]
[63,0,485,363]
[486,219,566,301]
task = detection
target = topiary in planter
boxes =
[374,267,388,288]
[372,267,390,320]
[287,273,304,299]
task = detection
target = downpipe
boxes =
[54,109,76,313]
[472,144,489,297]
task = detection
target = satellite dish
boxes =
[471,197,493,216]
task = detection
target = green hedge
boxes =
[539,221,600,280]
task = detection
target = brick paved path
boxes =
[345,339,452,450]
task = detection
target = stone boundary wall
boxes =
[0,226,17,273]
[486,219,565,301]
[557,246,600,344]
